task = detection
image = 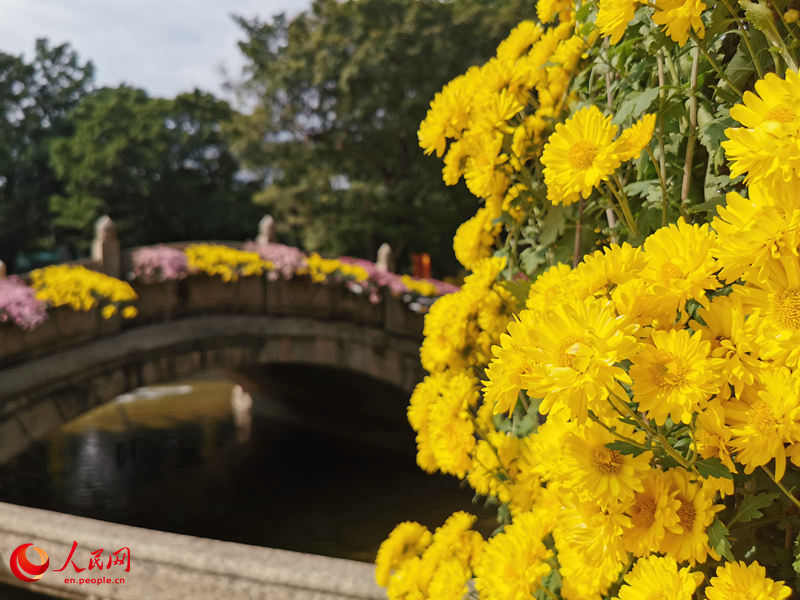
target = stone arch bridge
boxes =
[0,242,426,464]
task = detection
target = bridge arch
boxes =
[0,276,426,462]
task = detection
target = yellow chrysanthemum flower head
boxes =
[651,0,707,46]
[561,419,652,509]
[659,468,724,564]
[474,511,552,600]
[614,555,703,600]
[375,521,432,587]
[542,107,655,205]
[723,69,800,189]
[542,105,622,203]
[726,367,800,480]
[597,0,639,45]
[631,328,724,425]
[623,468,681,556]
[640,217,720,314]
[705,561,792,600]
[713,181,800,283]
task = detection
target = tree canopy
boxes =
[0,39,94,268]
[227,0,529,274]
[49,86,260,251]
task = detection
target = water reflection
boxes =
[0,365,493,562]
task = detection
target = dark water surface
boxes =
[0,364,492,566]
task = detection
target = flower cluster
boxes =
[243,241,308,281]
[597,0,706,47]
[129,245,188,283]
[0,276,48,330]
[184,244,273,282]
[306,253,369,284]
[418,16,591,269]
[379,6,800,600]
[30,265,138,320]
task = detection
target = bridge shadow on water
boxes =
[0,363,495,567]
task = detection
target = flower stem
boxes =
[572,198,584,267]
[680,45,700,212]
[721,0,765,78]
[604,178,640,241]
[646,147,669,225]
[691,32,744,98]
[761,466,800,510]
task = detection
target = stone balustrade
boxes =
[0,501,383,599]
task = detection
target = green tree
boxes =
[0,39,94,269]
[227,0,529,274]
[49,86,259,249]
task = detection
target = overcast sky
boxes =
[0,0,310,101]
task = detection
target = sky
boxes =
[0,0,310,101]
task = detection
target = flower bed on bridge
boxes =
[0,242,457,341]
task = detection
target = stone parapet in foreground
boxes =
[0,502,384,599]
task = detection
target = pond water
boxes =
[0,364,494,567]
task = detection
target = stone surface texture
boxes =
[0,502,385,599]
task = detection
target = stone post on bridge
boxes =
[91,215,121,278]
[256,215,275,245]
[376,243,392,272]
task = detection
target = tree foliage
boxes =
[0,39,94,268]
[227,0,530,274]
[49,86,259,250]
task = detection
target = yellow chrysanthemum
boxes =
[570,242,647,300]
[659,469,724,564]
[640,218,720,315]
[427,372,479,478]
[496,20,542,62]
[695,400,736,473]
[739,254,800,367]
[713,181,800,283]
[723,69,800,188]
[597,0,638,45]
[427,558,471,600]
[542,107,655,204]
[376,521,432,587]
[614,555,703,600]
[536,0,574,24]
[623,468,681,556]
[705,561,792,600]
[493,295,639,423]
[453,207,501,271]
[542,106,622,202]
[561,419,652,509]
[30,265,138,312]
[631,328,723,425]
[726,368,800,480]
[651,0,706,46]
[554,500,629,600]
[694,294,765,399]
[474,512,552,600]
[612,113,656,161]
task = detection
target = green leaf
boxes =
[695,457,735,479]
[520,246,547,276]
[606,441,649,457]
[501,279,532,311]
[793,531,800,576]
[539,205,567,247]
[708,518,735,561]
[730,493,780,526]
[613,87,659,124]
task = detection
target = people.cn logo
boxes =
[9,543,50,583]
